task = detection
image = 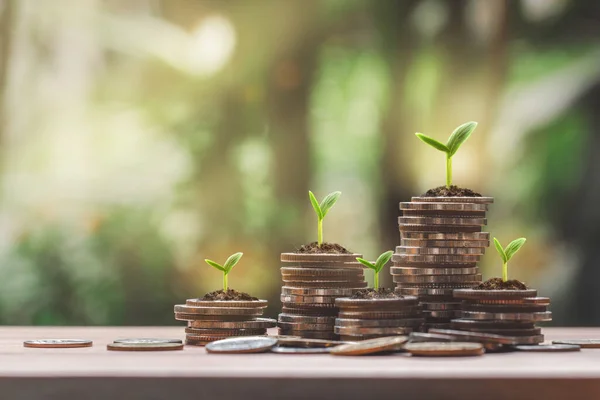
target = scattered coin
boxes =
[205,336,278,354]
[408,332,456,342]
[330,336,408,356]
[271,346,331,354]
[107,342,183,351]
[113,338,182,344]
[552,339,600,349]
[24,339,93,349]
[403,342,484,357]
[513,344,580,352]
[277,338,345,348]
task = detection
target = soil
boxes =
[473,277,528,290]
[349,288,403,299]
[201,289,259,301]
[295,242,351,254]
[422,185,482,197]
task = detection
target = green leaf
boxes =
[493,238,507,263]
[319,191,341,218]
[356,257,376,270]
[415,133,450,153]
[205,259,225,272]
[308,191,323,220]
[446,121,477,157]
[504,238,526,262]
[223,252,243,274]
[374,250,394,273]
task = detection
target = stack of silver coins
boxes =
[278,253,366,340]
[451,289,551,344]
[393,196,493,331]
[174,299,276,346]
[334,296,423,341]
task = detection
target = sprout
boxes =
[415,121,478,188]
[356,250,394,290]
[308,190,341,246]
[204,252,243,291]
[493,238,526,282]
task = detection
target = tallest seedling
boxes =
[309,190,341,246]
[415,121,478,188]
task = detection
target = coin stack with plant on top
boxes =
[277,191,367,340]
[175,252,276,346]
[450,237,551,345]
[334,251,423,341]
[392,122,493,331]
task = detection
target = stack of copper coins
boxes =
[451,289,551,345]
[393,196,493,331]
[334,296,423,341]
[174,299,276,346]
[277,253,366,340]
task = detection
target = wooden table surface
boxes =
[1,326,599,400]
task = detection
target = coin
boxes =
[281,302,337,309]
[278,322,333,331]
[335,296,419,308]
[187,318,277,329]
[23,339,93,349]
[281,287,357,296]
[335,318,423,328]
[280,253,361,263]
[175,313,259,321]
[401,232,490,240]
[281,307,339,316]
[185,299,268,308]
[410,196,494,204]
[421,302,462,310]
[107,342,183,351]
[280,295,338,304]
[400,202,489,211]
[277,337,345,348]
[399,216,487,226]
[513,344,580,352]
[281,268,364,278]
[552,339,600,348]
[185,327,267,336]
[174,305,264,315]
[460,303,548,313]
[393,274,482,284]
[423,310,461,319]
[400,225,483,233]
[465,327,542,337]
[205,336,278,354]
[396,287,458,296]
[400,239,490,248]
[391,266,479,276]
[428,329,519,345]
[408,332,456,342]
[522,297,551,305]
[281,281,368,289]
[185,338,211,346]
[453,289,538,300]
[396,247,484,255]
[114,338,182,344]
[277,329,339,340]
[271,346,332,354]
[450,319,535,329]
[392,254,481,264]
[404,341,484,356]
[338,309,422,320]
[460,311,552,322]
[278,314,336,324]
[334,326,415,335]
[330,336,408,356]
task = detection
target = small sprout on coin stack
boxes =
[493,237,526,282]
[356,251,394,290]
[309,190,342,246]
[205,252,243,291]
[415,121,478,188]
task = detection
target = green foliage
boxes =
[356,250,393,289]
[205,252,243,291]
[309,191,341,245]
[493,237,526,282]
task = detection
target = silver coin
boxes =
[396,287,456,296]
[400,239,490,248]
[278,321,334,331]
[460,311,553,322]
[278,314,336,324]
[552,339,600,349]
[174,305,264,315]
[205,336,278,354]
[113,338,182,344]
[390,266,479,276]
[410,196,494,204]
[396,246,484,256]
[23,339,93,349]
[281,287,357,296]
[187,318,277,329]
[107,342,184,351]
[280,253,362,263]
[281,268,364,277]
[399,217,487,226]
[453,289,538,300]
[421,302,462,310]
[338,309,422,319]
[409,332,457,342]
[280,295,338,304]
[335,318,424,328]
[271,346,332,354]
[392,254,481,264]
[400,202,489,211]
[401,232,490,240]
[513,344,580,352]
[393,274,482,284]
[335,296,419,308]
[403,341,485,356]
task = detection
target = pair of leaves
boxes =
[205,252,243,275]
[356,251,394,273]
[309,191,341,221]
[415,121,478,157]
[493,238,526,264]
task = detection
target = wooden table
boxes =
[1,327,599,400]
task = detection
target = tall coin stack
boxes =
[393,196,493,331]
[451,289,551,344]
[174,299,277,346]
[334,296,423,341]
[278,253,367,340]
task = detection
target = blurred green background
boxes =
[0,0,597,326]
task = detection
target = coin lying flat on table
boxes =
[24,339,93,349]
[205,336,278,354]
[114,338,182,344]
[107,342,184,351]
[271,346,332,354]
[513,344,580,352]
[552,339,600,349]
[404,342,484,357]
[330,336,408,356]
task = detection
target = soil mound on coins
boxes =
[350,288,402,299]
[296,242,351,254]
[201,289,259,301]
[422,185,482,197]
[473,277,528,290]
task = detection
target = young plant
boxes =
[493,237,526,282]
[204,252,243,291]
[356,250,394,290]
[308,190,341,246]
[415,121,478,188]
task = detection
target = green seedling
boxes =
[309,190,341,246]
[205,252,243,291]
[415,121,478,188]
[356,250,394,290]
[493,237,526,282]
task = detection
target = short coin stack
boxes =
[334,296,423,341]
[393,196,493,331]
[278,253,367,340]
[175,299,276,346]
[451,289,551,344]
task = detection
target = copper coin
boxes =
[401,232,490,240]
[393,254,481,264]
[330,336,408,356]
[400,202,489,211]
[281,287,357,296]
[280,253,361,263]
[335,318,424,328]
[185,299,268,308]
[338,309,422,320]
[399,216,487,226]
[396,247,484,255]
[334,326,415,335]
[107,342,183,351]
[278,314,336,324]
[24,339,93,349]
[281,267,364,277]
[188,318,277,329]
[400,239,490,248]
[453,289,538,300]
[393,274,482,284]
[404,341,484,357]
[460,311,552,322]
[461,303,548,313]
[421,302,462,311]
[174,305,264,315]
[185,327,267,336]
[278,322,333,331]
[391,266,479,276]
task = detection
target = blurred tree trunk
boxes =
[0,0,14,170]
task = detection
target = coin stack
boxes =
[174,299,277,346]
[278,253,367,340]
[334,296,423,341]
[451,289,551,344]
[393,196,493,331]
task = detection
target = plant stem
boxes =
[223,273,228,291]
[502,262,508,282]
[374,271,379,290]
[317,218,323,246]
[446,155,452,188]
